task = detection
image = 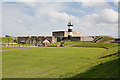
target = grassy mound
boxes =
[99,36,114,43]
[72,42,118,49]
[50,41,79,46]
[72,42,118,60]
[69,56,118,78]
[59,42,119,78]
[0,37,14,43]
[64,42,79,46]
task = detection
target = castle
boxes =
[17,21,95,45]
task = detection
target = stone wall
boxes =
[52,31,81,42]
[30,36,38,45]
[46,36,53,43]
[18,31,99,44]
[52,31,64,38]
[52,36,57,43]
[81,36,94,42]
[64,31,68,37]
[18,36,55,45]
[64,31,81,37]
[53,31,81,37]
[62,37,81,41]
[37,36,45,45]
[72,32,81,37]
[17,36,30,44]
[71,37,81,41]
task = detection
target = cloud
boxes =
[17,19,23,23]
[81,2,110,8]
[68,8,118,37]
[2,2,118,38]
[114,2,118,6]
[2,0,119,2]
[98,8,118,23]
[48,11,79,22]
[23,1,38,7]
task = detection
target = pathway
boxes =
[64,43,80,47]
[0,47,38,52]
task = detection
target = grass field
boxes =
[3,47,107,78]
[2,42,119,78]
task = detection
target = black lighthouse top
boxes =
[67,20,73,26]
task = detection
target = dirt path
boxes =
[0,47,38,52]
[1,43,80,51]
[64,43,80,47]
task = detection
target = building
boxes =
[52,31,81,42]
[17,20,96,45]
[81,36,96,42]
[17,36,55,45]
[0,35,5,37]
[17,30,81,45]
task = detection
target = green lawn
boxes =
[3,47,107,78]
[2,42,119,78]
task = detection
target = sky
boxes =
[1,0,119,38]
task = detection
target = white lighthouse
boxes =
[67,20,73,40]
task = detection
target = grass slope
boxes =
[50,41,79,46]
[70,56,118,78]
[61,42,119,78]
[0,37,13,43]
[3,47,106,78]
[99,36,114,43]
[72,42,118,49]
